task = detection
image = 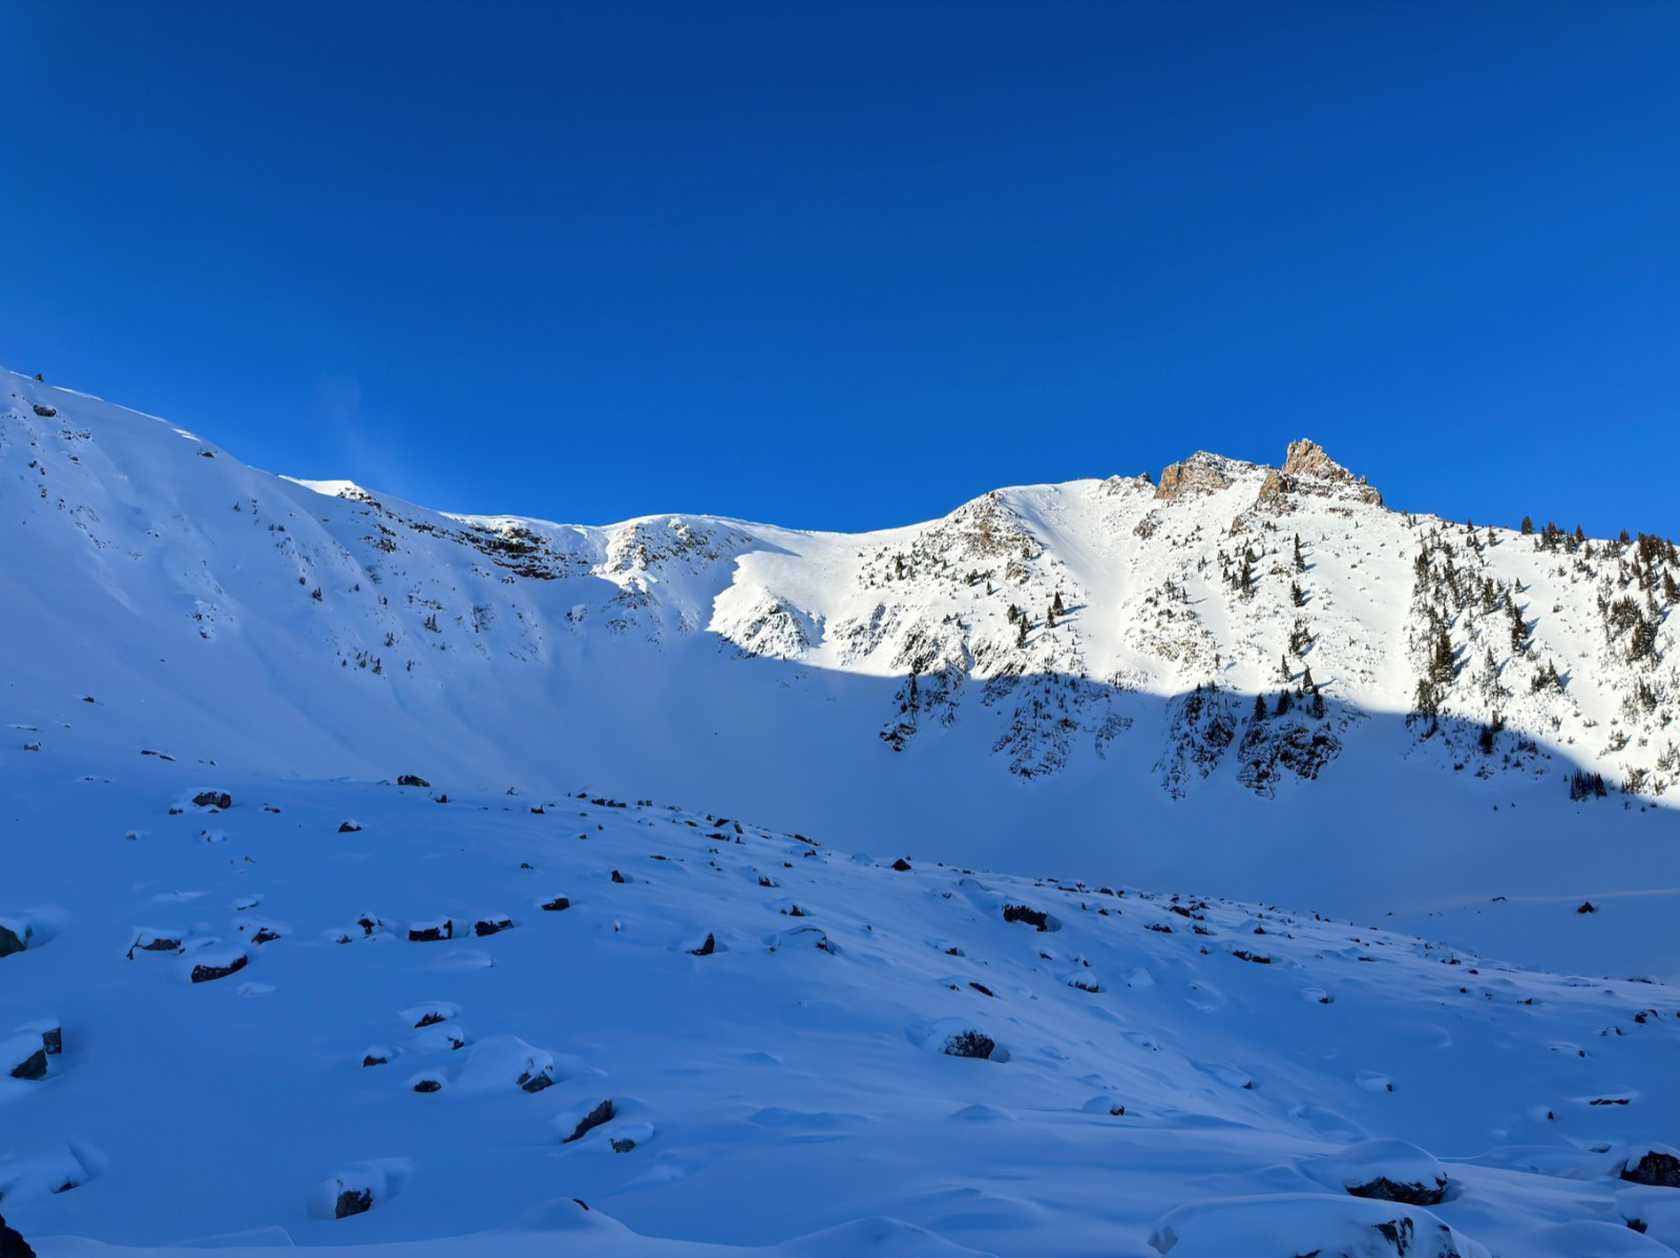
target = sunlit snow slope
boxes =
[3,368,1678,974]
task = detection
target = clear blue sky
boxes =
[5,2,1676,535]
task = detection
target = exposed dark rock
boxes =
[7,1046,47,1081]
[251,928,281,945]
[1347,1175,1448,1207]
[192,790,232,809]
[562,1099,615,1143]
[0,924,27,958]
[0,1211,37,1258]
[942,1030,996,1059]
[610,1137,638,1152]
[1578,900,1597,914]
[407,920,453,942]
[473,916,514,937]
[335,1187,373,1219]
[190,954,248,983]
[540,896,571,912]
[361,1053,389,1068]
[1002,903,1051,931]
[337,820,362,833]
[690,933,716,956]
[891,858,913,872]
[1621,1149,1680,1188]
[396,774,430,788]
[518,1070,554,1094]
[413,1078,443,1093]
[31,402,57,417]
[1231,949,1272,964]
[127,934,183,958]
[610,869,626,884]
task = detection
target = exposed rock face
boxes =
[335,1186,374,1219]
[1257,438,1383,508]
[1347,1174,1448,1207]
[942,1030,997,1059]
[562,1099,615,1143]
[190,953,248,983]
[1621,1148,1680,1188]
[0,1211,37,1258]
[1155,452,1235,501]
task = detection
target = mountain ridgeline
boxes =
[4,369,1676,915]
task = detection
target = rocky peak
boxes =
[1257,439,1382,509]
[1155,452,1242,502]
[1282,439,1352,483]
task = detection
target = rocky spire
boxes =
[1258,439,1382,508]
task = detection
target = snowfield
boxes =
[4,368,1680,1254]
[5,770,1680,1256]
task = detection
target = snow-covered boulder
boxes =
[305,1159,410,1221]
[0,916,29,958]
[455,1035,558,1095]
[1620,1143,1680,1188]
[2,1032,48,1081]
[1149,1193,1489,1257]
[1309,1139,1450,1206]
[187,948,248,983]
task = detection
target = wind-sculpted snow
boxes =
[4,768,1680,1256]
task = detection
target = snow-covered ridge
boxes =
[3,368,1677,953]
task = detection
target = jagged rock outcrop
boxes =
[1155,452,1237,501]
[1257,439,1383,510]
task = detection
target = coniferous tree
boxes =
[1016,616,1028,648]
[1051,591,1064,615]
[1252,694,1268,723]
[1521,515,1534,535]
[1507,600,1528,654]
[1274,690,1292,717]
[1293,534,1305,572]
[1309,687,1325,720]
[1300,665,1315,693]
[1045,600,1057,629]
[1290,581,1305,607]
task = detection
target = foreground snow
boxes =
[5,764,1680,1256]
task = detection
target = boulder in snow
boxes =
[1149,1193,1489,1257]
[189,950,248,983]
[1317,1140,1450,1206]
[3,1033,48,1081]
[1621,1144,1680,1189]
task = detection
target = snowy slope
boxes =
[5,768,1680,1257]
[3,366,1678,976]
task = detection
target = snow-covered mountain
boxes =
[7,368,1680,1257]
[4,369,1678,966]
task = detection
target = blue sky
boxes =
[5,2,1676,535]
